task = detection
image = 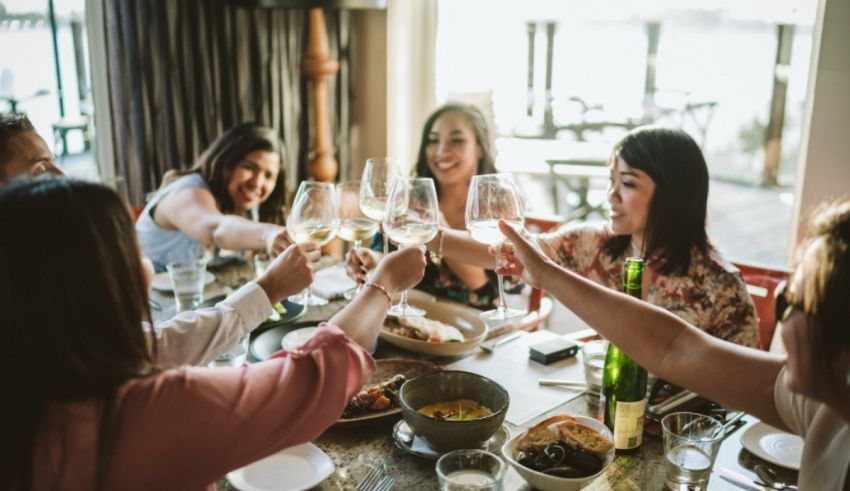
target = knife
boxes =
[718,467,772,491]
[480,331,521,352]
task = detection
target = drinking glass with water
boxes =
[166,259,207,311]
[662,412,724,491]
[436,449,505,491]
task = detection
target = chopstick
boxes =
[538,379,587,388]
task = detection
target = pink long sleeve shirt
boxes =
[33,323,375,490]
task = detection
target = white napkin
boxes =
[311,265,357,300]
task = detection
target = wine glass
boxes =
[466,173,526,320]
[337,180,379,299]
[383,176,439,317]
[360,157,401,255]
[286,181,339,306]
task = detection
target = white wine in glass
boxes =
[286,181,339,306]
[337,181,379,299]
[466,173,526,320]
[360,157,400,254]
[383,176,439,317]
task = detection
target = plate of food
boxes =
[379,290,488,357]
[503,414,615,491]
[336,358,442,428]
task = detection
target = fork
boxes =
[373,476,395,491]
[355,465,385,491]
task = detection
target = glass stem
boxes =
[400,289,409,312]
[496,274,508,315]
[382,231,389,255]
[495,248,507,314]
[353,239,363,293]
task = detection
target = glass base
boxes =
[288,291,329,306]
[343,285,362,300]
[479,307,525,321]
[388,303,426,317]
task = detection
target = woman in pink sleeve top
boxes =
[0,178,426,491]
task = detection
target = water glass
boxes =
[166,259,207,311]
[581,339,608,402]
[436,449,505,491]
[662,412,724,491]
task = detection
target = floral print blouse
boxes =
[371,232,502,310]
[536,222,760,347]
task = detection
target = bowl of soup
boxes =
[400,370,509,451]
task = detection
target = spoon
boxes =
[754,464,799,490]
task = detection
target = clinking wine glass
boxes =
[337,180,379,300]
[286,181,339,306]
[383,176,439,317]
[360,157,401,256]
[466,173,526,320]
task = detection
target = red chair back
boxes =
[731,260,791,350]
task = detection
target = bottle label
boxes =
[612,399,646,449]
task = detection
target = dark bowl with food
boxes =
[399,370,509,451]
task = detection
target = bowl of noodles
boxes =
[399,370,509,451]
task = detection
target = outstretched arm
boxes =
[496,220,787,429]
[154,187,291,255]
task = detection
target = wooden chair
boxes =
[523,212,565,312]
[731,259,792,350]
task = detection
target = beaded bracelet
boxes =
[364,282,392,304]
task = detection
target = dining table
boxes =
[150,259,799,491]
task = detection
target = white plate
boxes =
[740,421,803,470]
[280,327,319,351]
[226,443,334,491]
[379,289,488,356]
[150,271,216,292]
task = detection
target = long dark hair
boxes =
[413,104,497,197]
[163,122,286,223]
[788,198,850,390]
[602,126,711,275]
[0,178,154,490]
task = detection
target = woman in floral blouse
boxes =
[347,103,507,310]
[429,126,759,347]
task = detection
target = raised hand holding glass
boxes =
[466,173,525,320]
[383,176,439,317]
[286,181,338,306]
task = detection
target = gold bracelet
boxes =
[364,282,392,304]
[429,228,444,266]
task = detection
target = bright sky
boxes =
[2,0,83,16]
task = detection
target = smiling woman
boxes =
[136,123,291,272]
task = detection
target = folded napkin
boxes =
[311,265,357,300]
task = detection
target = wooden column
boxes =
[301,8,340,182]
[762,24,794,187]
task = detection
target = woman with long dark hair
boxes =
[494,197,850,489]
[427,126,759,346]
[347,103,505,309]
[0,178,426,490]
[136,122,292,272]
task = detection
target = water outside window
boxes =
[435,0,817,266]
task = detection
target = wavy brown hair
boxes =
[0,178,154,490]
[163,122,287,223]
[413,103,497,198]
[787,198,850,390]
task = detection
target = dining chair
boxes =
[731,259,792,351]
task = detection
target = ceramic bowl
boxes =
[501,415,615,491]
[399,370,509,451]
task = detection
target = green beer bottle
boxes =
[600,257,648,451]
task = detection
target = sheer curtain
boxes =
[99,0,350,205]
